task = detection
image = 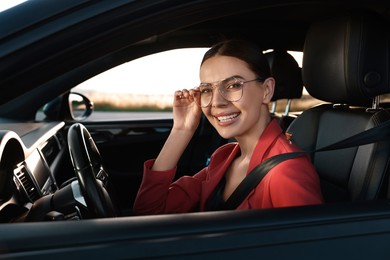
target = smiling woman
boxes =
[133,39,323,215]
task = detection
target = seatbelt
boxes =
[222,119,390,210]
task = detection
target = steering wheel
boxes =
[67,123,117,218]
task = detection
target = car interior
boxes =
[0,4,389,220]
[2,1,390,257]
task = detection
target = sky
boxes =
[75,48,208,96]
[0,0,27,12]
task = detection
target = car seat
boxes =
[286,12,390,203]
[265,50,303,131]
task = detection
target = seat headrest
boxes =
[266,50,303,101]
[303,12,390,105]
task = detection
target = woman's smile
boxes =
[213,112,241,125]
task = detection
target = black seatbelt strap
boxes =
[222,119,390,210]
[222,151,305,210]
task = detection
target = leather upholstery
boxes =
[287,13,390,202]
[303,12,390,105]
[266,50,303,130]
[267,50,303,101]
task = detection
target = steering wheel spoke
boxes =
[68,123,117,218]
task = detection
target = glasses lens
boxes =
[219,78,243,102]
[195,78,245,107]
[192,90,203,107]
[193,88,210,107]
[196,85,212,107]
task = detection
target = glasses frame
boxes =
[194,76,264,108]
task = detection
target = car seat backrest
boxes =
[266,50,303,131]
[287,12,390,202]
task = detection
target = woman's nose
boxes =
[210,87,228,107]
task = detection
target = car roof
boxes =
[0,0,388,119]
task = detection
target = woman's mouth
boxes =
[215,113,240,123]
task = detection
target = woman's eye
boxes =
[226,82,241,90]
[201,88,212,94]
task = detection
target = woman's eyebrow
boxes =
[200,75,244,85]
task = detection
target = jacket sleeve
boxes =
[133,159,208,215]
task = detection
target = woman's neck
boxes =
[235,114,271,161]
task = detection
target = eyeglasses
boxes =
[193,76,264,108]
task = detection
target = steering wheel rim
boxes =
[67,123,116,218]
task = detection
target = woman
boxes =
[133,39,323,214]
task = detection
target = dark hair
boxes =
[201,39,271,79]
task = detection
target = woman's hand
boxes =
[173,89,202,132]
[150,89,202,171]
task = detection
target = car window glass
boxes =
[72,48,316,121]
[72,48,207,121]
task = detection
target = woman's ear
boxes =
[262,77,275,104]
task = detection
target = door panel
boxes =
[2,201,390,258]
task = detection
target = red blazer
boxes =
[133,119,323,215]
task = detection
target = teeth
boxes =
[217,113,239,122]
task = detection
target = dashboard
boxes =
[0,121,72,222]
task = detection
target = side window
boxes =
[72,48,319,122]
[72,48,207,121]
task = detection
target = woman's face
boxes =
[199,55,274,140]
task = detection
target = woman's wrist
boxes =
[151,128,195,171]
[171,127,197,136]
